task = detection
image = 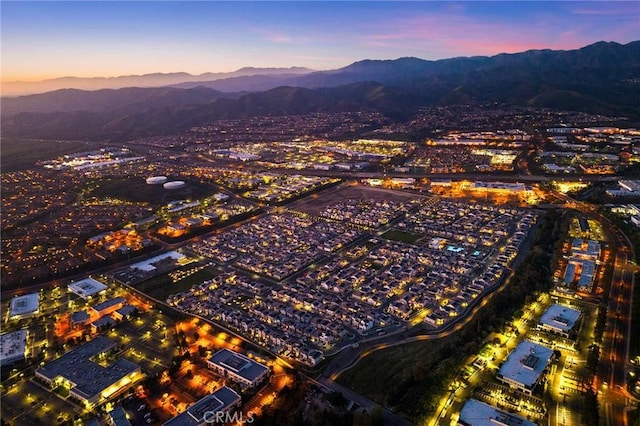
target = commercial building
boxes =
[68,277,108,300]
[112,305,137,321]
[619,180,640,192]
[539,304,582,338]
[107,406,132,426]
[91,316,117,333]
[457,398,536,426]
[469,181,527,193]
[563,239,601,291]
[91,297,126,316]
[1,329,28,366]
[130,251,187,272]
[163,386,242,426]
[71,310,91,326]
[497,340,553,395]
[8,293,39,320]
[35,336,141,407]
[606,180,640,197]
[207,349,269,387]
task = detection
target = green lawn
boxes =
[134,269,217,301]
[381,230,421,244]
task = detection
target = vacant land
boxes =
[337,335,461,423]
[1,138,90,171]
[289,182,420,215]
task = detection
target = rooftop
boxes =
[208,348,269,382]
[163,386,241,426]
[71,310,90,323]
[36,336,139,401]
[92,297,126,313]
[498,340,553,388]
[539,304,581,333]
[108,406,132,426]
[9,293,39,318]
[1,329,27,363]
[458,398,536,426]
[130,251,185,272]
[68,277,108,299]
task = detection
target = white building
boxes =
[1,329,28,366]
[207,349,269,387]
[458,398,536,426]
[539,304,582,338]
[8,293,39,320]
[497,340,553,395]
[68,277,108,300]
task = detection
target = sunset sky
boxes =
[2,1,639,81]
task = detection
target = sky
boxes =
[1,1,639,81]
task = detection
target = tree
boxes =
[198,345,207,358]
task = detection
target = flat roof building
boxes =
[1,329,28,367]
[619,180,640,192]
[8,293,39,320]
[539,304,581,338]
[91,316,116,333]
[107,406,132,426]
[130,251,186,272]
[470,181,526,192]
[113,305,137,321]
[35,336,141,407]
[458,398,536,426]
[163,386,241,426]
[497,340,553,395]
[207,349,269,388]
[68,277,108,300]
[91,297,126,316]
[71,310,91,325]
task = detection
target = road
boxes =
[552,191,637,426]
[314,376,412,426]
[597,233,636,426]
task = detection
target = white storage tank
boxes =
[163,181,186,190]
[146,176,168,185]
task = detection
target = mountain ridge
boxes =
[1,67,314,96]
[2,40,639,141]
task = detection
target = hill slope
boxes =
[2,41,639,141]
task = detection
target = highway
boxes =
[597,232,636,426]
[552,191,637,426]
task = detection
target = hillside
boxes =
[2,41,639,141]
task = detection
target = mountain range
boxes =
[2,41,639,141]
[1,67,313,97]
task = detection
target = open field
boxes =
[1,138,91,172]
[288,182,421,216]
[381,229,422,244]
[337,335,460,422]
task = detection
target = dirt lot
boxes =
[288,182,422,216]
